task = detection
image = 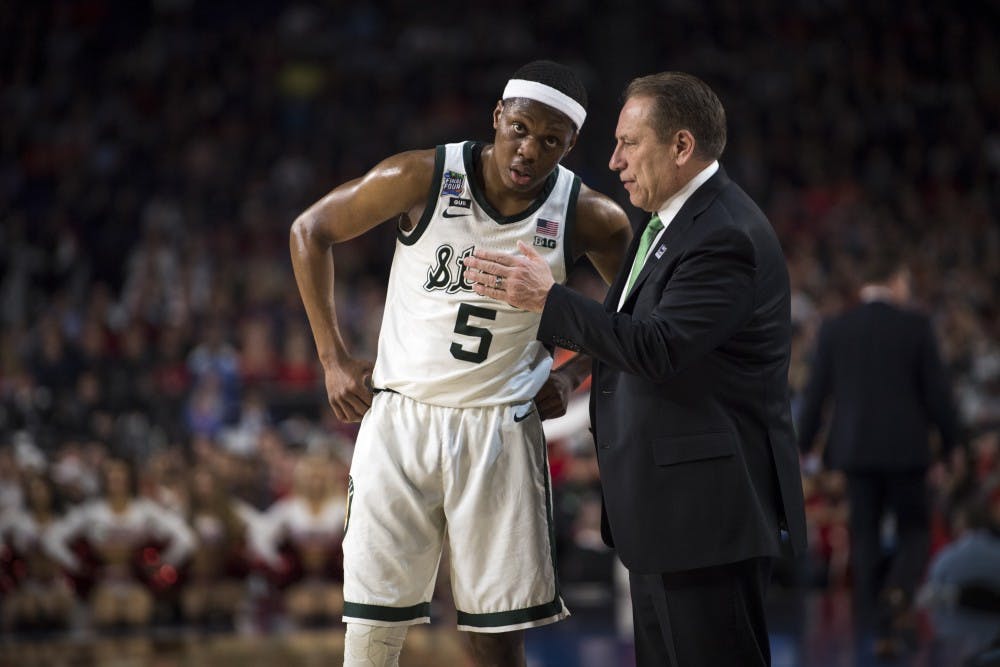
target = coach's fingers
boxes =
[516,240,543,261]
[471,281,516,305]
[462,265,483,285]
[463,257,508,282]
[471,248,517,266]
[464,266,504,289]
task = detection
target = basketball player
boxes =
[290,60,631,666]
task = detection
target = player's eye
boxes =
[544,137,561,149]
[512,122,525,133]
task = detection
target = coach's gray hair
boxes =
[624,72,727,160]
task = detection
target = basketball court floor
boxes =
[1,589,994,667]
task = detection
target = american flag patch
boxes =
[536,218,559,237]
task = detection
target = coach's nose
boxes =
[609,142,625,171]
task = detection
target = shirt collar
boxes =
[656,160,719,227]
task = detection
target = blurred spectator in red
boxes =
[42,459,195,630]
[238,316,279,387]
[275,324,320,392]
[252,454,346,626]
[181,464,259,630]
[0,474,75,634]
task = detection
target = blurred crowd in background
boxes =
[1,0,998,646]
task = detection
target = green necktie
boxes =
[624,214,664,294]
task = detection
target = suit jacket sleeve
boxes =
[538,227,755,384]
[796,318,833,454]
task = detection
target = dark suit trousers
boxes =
[629,557,773,667]
[846,470,930,633]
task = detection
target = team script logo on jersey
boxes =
[424,244,475,294]
[441,171,466,197]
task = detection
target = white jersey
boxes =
[373,141,580,407]
[0,507,46,555]
[251,496,345,568]
[42,498,195,571]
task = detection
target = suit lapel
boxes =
[605,220,647,311]
[615,168,731,309]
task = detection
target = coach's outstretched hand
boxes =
[323,356,374,423]
[464,242,554,313]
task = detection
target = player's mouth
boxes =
[510,166,533,186]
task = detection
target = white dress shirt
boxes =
[618,161,720,311]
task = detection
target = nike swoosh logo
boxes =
[441,210,471,218]
[514,409,535,423]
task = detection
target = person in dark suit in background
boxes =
[797,253,960,658]
[465,71,808,667]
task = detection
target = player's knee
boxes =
[343,623,408,667]
[468,630,525,666]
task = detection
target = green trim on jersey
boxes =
[398,145,446,246]
[342,601,431,623]
[563,175,581,270]
[462,142,558,225]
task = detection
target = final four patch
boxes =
[441,170,465,197]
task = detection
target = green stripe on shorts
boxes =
[342,601,431,623]
[456,598,564,628]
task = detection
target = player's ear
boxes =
[492,101,504,130]
[564,130,578,156]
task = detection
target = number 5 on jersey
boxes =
[450,303,496,363]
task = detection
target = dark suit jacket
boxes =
[796,299,958,471]
[538,167,807,574]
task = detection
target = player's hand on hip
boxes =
[534,369,573,420]
[322,357,375,423]
[464,241,554,313]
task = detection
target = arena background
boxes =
[1,1,998,665]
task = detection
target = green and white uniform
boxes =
[343,141,579,632]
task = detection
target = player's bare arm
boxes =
[290,149,435,422]
[573,183,632,285]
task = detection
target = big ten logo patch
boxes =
[424,244,475,294]
[533,236,556,249]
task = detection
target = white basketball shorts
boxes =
[341,390,569,633]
